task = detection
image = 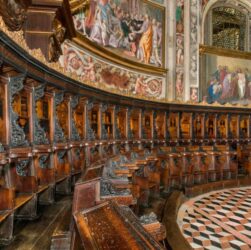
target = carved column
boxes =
[85,100,95,141]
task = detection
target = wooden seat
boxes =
[214,145,238,180]
[175,147,193,187]
[188,146,208,184]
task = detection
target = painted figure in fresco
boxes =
[90,5,103,44]
[207,77,222,103]
[85,0,98,34]
[83,57,96,82]
[152,20,162,66]
[190,88,198,102]
[237,69,246,99]
[63,47,85,77]
[176,70,184,98]
[176,35,184,65]
[135,76,147,95]
[221,73,232,100]
[137,14,153,64]
[73,0,163,66]
[73,12,87,35]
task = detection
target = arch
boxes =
[201,0,251,44]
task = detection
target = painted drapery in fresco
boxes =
[201,53,251,104]
[73,0,164,67]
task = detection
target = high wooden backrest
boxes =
[72,178,100,214]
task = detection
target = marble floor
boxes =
[2,195,72,250]
[178,187,251,250]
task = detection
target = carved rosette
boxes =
[71,96,81,141]
[33,85,49,145]
[0,0,27,31]
[8,75,29,147]
[16,159,30,176]
[86,101,95,141]
[54,92,66,143]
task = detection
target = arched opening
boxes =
[202,0,251,52]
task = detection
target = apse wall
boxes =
[1,0,251,107]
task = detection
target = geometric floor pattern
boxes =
[177,187,251,250]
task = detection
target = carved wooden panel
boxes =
[168,113,179,140]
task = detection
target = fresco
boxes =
[175,0,184,100]
[59,40,166,99]
[201,53,251,104]
[190,87,198,103]
[73,0,164,67]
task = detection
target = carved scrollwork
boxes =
[8,75,29,147]
[57,150,66,164]
[34,85,45,102]
[33,85,49,145]
[100,103,108,113]
[39,154,50,169]
[101,104,108,139]
[0,0,27,31]
[16,159,30,176]
[54,92,66,143]
[86,100,93,111]
[101,124,108,140]
[71,96,79,109]
[100,179,130,196]
[74,148,81,161]
[55,92,64,106]
[9,74,25,101]
[86,118,96,140]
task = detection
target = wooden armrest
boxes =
[0,188,15,210]
[0,211,12,223]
